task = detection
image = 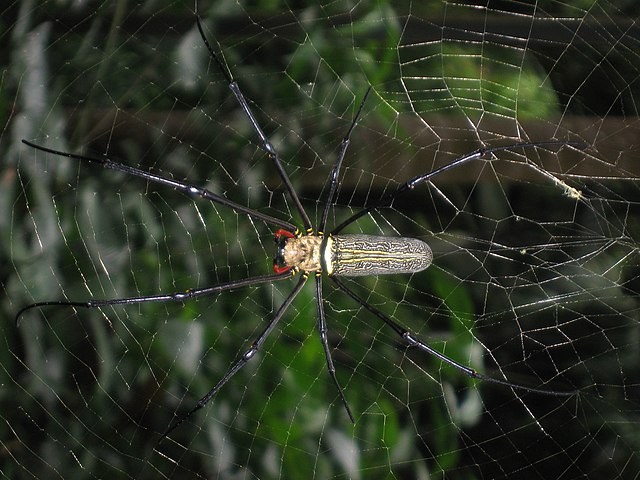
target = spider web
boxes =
[3,1,640,478]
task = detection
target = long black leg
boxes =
[195,16,313,232]
[21,140,297,232]
[331,140,587,235]
[318,87,371,234]
[16,270,295,325]
[314,275,355,423]
[159,274,308,443]
[330,276,577,397]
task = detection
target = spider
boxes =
[17,15,581,442]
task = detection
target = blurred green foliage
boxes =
[3,1,640,479]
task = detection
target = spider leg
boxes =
[315,275,355,423]
[195,16,312,232]
[331,140,587,235]
[21,140,296,232]
[330,276,577,397]
[16,271,295,325]
[318,87,371,234]
[159,274,308,443]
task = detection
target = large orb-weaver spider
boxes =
[17,15,581,442]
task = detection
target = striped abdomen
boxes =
[324,234,432,277]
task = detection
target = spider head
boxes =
[273,229,295,273]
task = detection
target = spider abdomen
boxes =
[325,234,432,277]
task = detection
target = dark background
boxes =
[2,1,640,479]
